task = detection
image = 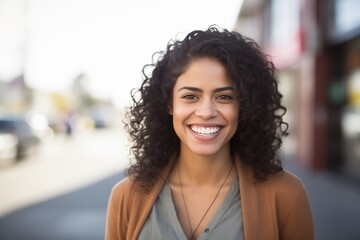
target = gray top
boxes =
[138,177,244,240]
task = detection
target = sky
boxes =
[0,0,243,108]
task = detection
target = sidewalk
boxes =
[285,157,360,240]
[0,171,125,240]
[0,127,128,217]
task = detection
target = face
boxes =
[170,58,239,157]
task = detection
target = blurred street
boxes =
[0,125,129,217]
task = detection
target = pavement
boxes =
[0,171,125,240]
[1,156,360,240]
[0,125,130,217]
[285,158,360,240]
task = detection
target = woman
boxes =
[106,26,314,240]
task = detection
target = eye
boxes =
[182,94,198,100]
[216,95,234,101]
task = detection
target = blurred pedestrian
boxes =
[105,25,314,240]
[64,112,73,137]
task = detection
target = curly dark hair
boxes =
[126,25,288,188]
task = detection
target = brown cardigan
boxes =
[105,157,314,240]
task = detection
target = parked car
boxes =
[0,132,18,163]
[88,106,114,129]
[0,117,41,161]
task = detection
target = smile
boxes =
[190,125,221,136]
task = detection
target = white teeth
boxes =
[190,126,221,136]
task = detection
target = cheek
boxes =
[172,102,193,117]
[226,106,240,133]
[225,105,239,121]
[171,105,187,127]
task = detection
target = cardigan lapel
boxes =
[132,158,177,239]
[236,156,278,240]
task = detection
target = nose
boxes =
[194,98,218,119]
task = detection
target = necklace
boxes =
[178,162,233,240]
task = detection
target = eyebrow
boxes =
[177,86,234,93]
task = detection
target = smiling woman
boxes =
[105,26,314,240]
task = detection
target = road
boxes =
[0,126,129,217]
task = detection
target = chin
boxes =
[187,145,223,157]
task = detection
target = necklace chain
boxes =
[178,162,233,240]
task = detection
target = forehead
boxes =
[174,58,233,89]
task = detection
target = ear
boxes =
[168,105,173,115]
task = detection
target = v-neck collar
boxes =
[161,177,239,239]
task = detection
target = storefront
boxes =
[325,0,360,178]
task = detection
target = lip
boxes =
[189,123,222,127]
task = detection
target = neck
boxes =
[177,149,233,186]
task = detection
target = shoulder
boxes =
[263,169,310,207]
[111,177,135,197]
[266,170,305,195]
[109,175,166,214]
[236,157,306,197]
[265,171,314,239]
[106,177,149,239]
[107,175,167,239]
[109,176,145,207]
[265,170,312,219]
